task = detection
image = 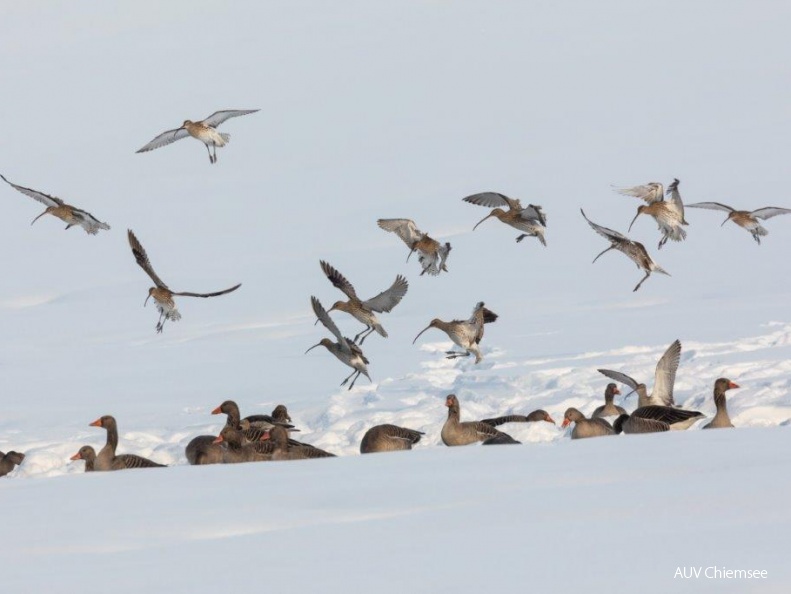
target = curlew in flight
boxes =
[413,301,497,364]
[377,218,451,276]
[618,179,688,249]
[463,192,547,246]
[686,201,791,244]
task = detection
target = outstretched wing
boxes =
[377,218,423,247]
[173,284,241,298]
[127,230,169,288]
[201,109,260,128]
[653,339,681,406]
[463,192,521,211]
[320,261,358,300]
[613,182,664,204]
[364,275,408,313]
[135,128,190,153]
[598,369,639,391]
[666,179,686,221]
[580,209,629,242]
[751,207,791,220]
[521,204,546,226]
[1,174,64,207]
[310,296,351,354]
[686,202,735,213]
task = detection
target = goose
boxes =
[441,394,519,446]
[561,408,614,439]
[0,451,25,477]
[88,415,166,470]
[612,414,669,434]
[480,410,556,427]
[703,378,739,429]
[598,339,682,407]
[591,384,627,419]
[360,424,425,454]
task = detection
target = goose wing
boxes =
[201,109,260,128]
[127,230,169,289]
[1,174,64,207]
[364,275,408,312]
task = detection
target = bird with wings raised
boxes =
[581,209,669,292]
[136,109,259,164]
[463,192,547,246]
[318,261,408,345]
[413,301,497,364]
[127,230,241,333]
[306,296,372,390]
[686,201,791,244]
[617,179,688,250]
[377,218,451,276]
[2,174,110,235]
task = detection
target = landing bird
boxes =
[377,218,451,276]
[1,174,110,235]
[685,201,791,244]
[413,301,497,364]
[613,181,665,204]
[620,178,688,249]
[598,339,682,408]
[581,209,669,292]
[307,296,372,390]
[127,230,241,333]
[136,109,259,164]
[463,192,547,246]
[318,260,408,344]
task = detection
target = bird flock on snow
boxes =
[1,110,787,477]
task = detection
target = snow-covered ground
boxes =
[2,1,791,592]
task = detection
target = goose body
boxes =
[441,394,518,446]
[562,408,614,439]
[360,424,424,454]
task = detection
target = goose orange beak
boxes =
[89,418,102,427]
[728,381,740,389]
[69,452,82,461]
[211,406,222,415]
[561,418,571,428]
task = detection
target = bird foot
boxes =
[515,234,526,243]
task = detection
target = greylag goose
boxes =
[269,426,336,461]
[70,446,98,471]
[441,394,519,446]
[481,409,556,426]
[631,405,704,429]
[591,384,627,419]
[0,451,25,477]
[360,424,424,454]
[213,426,274,463]
[71,444,164,471]
[212,400,296,433]
[185,435,225,465]
[613,413,669,434]
[598,339,681,407]
[89,415,166,470]
[561,408,614,439]
[703,378,739,429]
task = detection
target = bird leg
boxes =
[592,246,614,264]
[340,368,357,386]
[212,143,218,164]
[358,327,376,345]
[445,351,470,359]
[348,371,361,390]
[353,326,369,344]
[658,235,668,250]
[65,224,72,231]
[515,234,528,243]
[204,143,213,164]
[753,233,761,245]
[633,271,651,292]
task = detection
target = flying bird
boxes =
[377,218,451,276]
[1,174,110,235]
[136,109,259,164]
[413,301,497,364]
[686,202,791,244]
[307,296,372,390]
[618,179,688,249]
[581,209,669,292]
[612,181,665,204]
[127,230,241,333]
[319,261,408,344]
[463,192,547,246]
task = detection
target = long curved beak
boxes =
[30,211,48,226]
[592,246,613,264]
[406,248,416,263]
[473,213,494,231]
[305,343,321,354]
[623,388,636,399]
[721,217,729,227]
[627,212,641,233]
[412,326,432,344]
[144,293,152,308]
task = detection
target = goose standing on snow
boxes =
[413,301,498,364]
[360,424,425,454]
[463,192,547,246]
[591,383,626,419]
[441,394,519,446]
[89,415,166,470]
[686,202,791,244]
[703,378,739,429]
[0,451,25,477]
[561,408,615,439]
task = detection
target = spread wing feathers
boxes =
[127,230,169,289]
[320,260,358,300]
[597,369,640,391]
[1,174,64,207]
[363,275,408,313]
[310,296,350,353]
[172,284,242,298]
[751,207,791,220]
[201,109,260,128]
[377,218,423,247]
[136,127,190,153]
[686,202,735,213]
[653,339,682,406]
[462,192,519,210]
[72,208,110,231]
[521,204,547,226]
[666,182,687,221]
[580,209,629,243]
[633,406,703,424]
[613,182,664,204]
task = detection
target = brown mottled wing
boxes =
[463,192,521,211]
[377,218,423,247]
[311,296,351,354]
[135,128,190,153]
[598,369,639,391]
[116,454,165,469]
[201,109,260,128]
[382,425,424,444]
[653,339,681,406]
[363,275,408,313]
[127,230,169,289]
[751,207,791,220]
[632,406,703,424]
[613,182,664,204]
[1,174,64,207]
[172,284,242,298]
[320,260,358,300]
